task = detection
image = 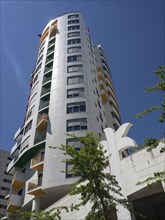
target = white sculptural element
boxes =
[101,123,138,220]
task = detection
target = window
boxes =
[98,99,101,109]
[28,92,37,108]
[36,55,43,65]
[113,123,119,131]
[67,64,83,73]
[68,14,79,19]
[1,186,10,191]
[68,25,80,31]
[68,46,81,53]
[68,32,80,37]
[67,102,86,114]
[3,179,11,183]
[7,156,12,161]
[26,106,35,120]
[36,63,42,73]
[68,19,79,25]
[67,88,84,98]
[66,138,82,149]
[0,204,7,209]
[33,74,38,84]
[0,195,5,199]
[24,121,32,135]
[68,39,81,45]
[111,111,121,124]
[67,118,87,132]
[67,75,84,85]
[67,55,82,63]
[66,163,74,178]
[99,112,103,122]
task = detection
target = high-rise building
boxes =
[0,150,12,219]
[6,12,121,213]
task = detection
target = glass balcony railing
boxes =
[41,87,51,96]
[42,75,52,84]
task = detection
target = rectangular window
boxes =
[67,55,82,63]
[66,138,82,149]
[1,186,10,191]
[68,39,81,45]
[67,118,87,132]
[3,179,12,183]
[68,25,80,31]
[68,46,81,54]
[67,88,84,98]
[0,204,7,209]
[66,163,74,178]
[68,14,79,19]
[7,156,12,161]
[68,32,80,37]
[67,102,86,114]
[68,20,79,25]
[67,75,84,85]
[67,64,83,73]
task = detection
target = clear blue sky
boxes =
[0,1,164,151]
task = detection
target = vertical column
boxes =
[32,197,40,212]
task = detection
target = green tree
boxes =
[51,132,129,220]
[136,65,165,124]
[136,65,165,186]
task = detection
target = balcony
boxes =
[39,100,49,111]
[48,38,55,48]
[42,75,52,84]
[47,45,55,56]
[34,132,46,145]
[10,142,20,157]
[31,153,45,171]
[46,53,54,64]
[36,113,48,131]
[41,87,51,97]
[7,158,15,173]
[11,171,25,189]
[27,177,44,196]
[100,89,108,103]
[44,61,53,74]
[7,194,22,211]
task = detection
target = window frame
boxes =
[67,101,86,114]
[67,75,84,85]
[68,38,81,45]
[67,118,87,132]
[67,87,85,98]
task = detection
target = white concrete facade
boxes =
[6,12,122,214]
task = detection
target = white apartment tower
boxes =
[6,12,121,213]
